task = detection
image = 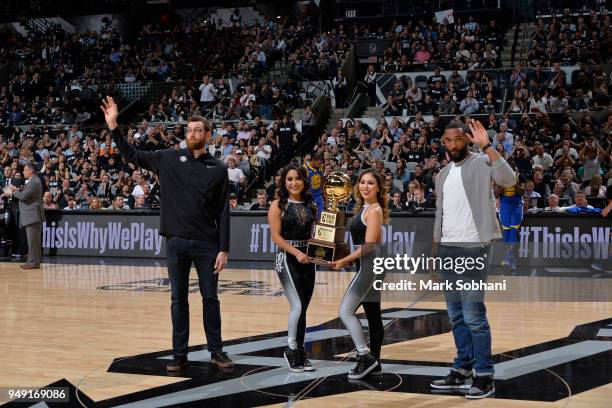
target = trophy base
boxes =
[306,240,349,265]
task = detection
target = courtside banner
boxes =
[43,211,166,258]
[42,211,609,263]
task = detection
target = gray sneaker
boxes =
[465,375,495,399]
[430,369,473,389]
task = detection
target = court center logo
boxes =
[10,311,611,407]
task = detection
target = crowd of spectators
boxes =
[375,15,505,72]
[295,106,611,213]
[143,75,305,124]
[0,8,342,129]
[1,7,611,214]
[377,67,504,115]
[0,109,301,211]
[506,61,612,115]
[527,8,612,67]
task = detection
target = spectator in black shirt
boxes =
[389,191,403,212]
[405,141,423,163]
[384,96,402,116]
[419,95,437,115]
[427,67,447,88]
[277,115,297,153]
[250,191,269,210]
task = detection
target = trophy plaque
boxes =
[307,171,352,264]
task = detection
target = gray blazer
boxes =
[434,152,516,243]
[13,176,45,227]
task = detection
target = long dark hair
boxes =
[278,164,316,216]
[353,168,390,223]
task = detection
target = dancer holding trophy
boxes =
[268,164,317,373]
[331,169,389,379]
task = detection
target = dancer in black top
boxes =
[332,168,388,379]
[268,164,317,372]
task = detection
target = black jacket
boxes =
[112,128,230,251]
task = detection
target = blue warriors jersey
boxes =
[305,163,323,197]
[499,174,524,246]
[500,172,525,207]
[499,184,523,208]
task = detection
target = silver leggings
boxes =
[275,249,315,350]
[338,266,383,357]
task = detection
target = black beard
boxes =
[448,147,469,162]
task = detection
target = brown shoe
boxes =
[211,351,234,368]
[20,264,40,270]
[167,357,188,372]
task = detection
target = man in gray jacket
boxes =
[429,120,515,399]
[5,163,45,269]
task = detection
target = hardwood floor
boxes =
[1,262,610,407]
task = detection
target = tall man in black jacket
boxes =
[101,96,233,372]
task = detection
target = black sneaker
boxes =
[283,348,304,373]
[299,349,315,372]
[167,356,188,373]
[370,362,383,375]
[430,369,473,389]
[348,353,378,379]
[210,351,234,368]
[465,375,495,399]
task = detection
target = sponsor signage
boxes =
[42,211,610,263]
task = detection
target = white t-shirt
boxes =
[132,184,148,198]
[255,145,271,160]
[199,83,215,102]
[227,167,244,183]
[236,130,251,141]
[441,162,480,243]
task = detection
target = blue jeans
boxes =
[439,244,494,376]
[166,236,222,359]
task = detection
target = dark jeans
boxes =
[439,244,494,376]
[166,236,222,359]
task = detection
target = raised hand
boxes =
[467,119,490,149]
[100,96,119,130]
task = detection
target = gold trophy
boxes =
[307,171,353,264]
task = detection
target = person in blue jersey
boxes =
[304,153,324,215]
[495,173,525,271]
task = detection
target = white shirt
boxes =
[132,184,147,198]
[441,162,480,243]
[236,130,251,141]
[532,153,553,170]
[199,83,215,102]
[227,167,244,183]
[255,145,271,160]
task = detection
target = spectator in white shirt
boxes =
[544,194,563,211]
[531,144,554,171]
[198,75,216,109]
[406,84,423,103]
[227,156,246,200]
[459,90,480,114]
[528,92,547,113]
[236,124,252,143]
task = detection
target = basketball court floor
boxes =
[1,260,611,407]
